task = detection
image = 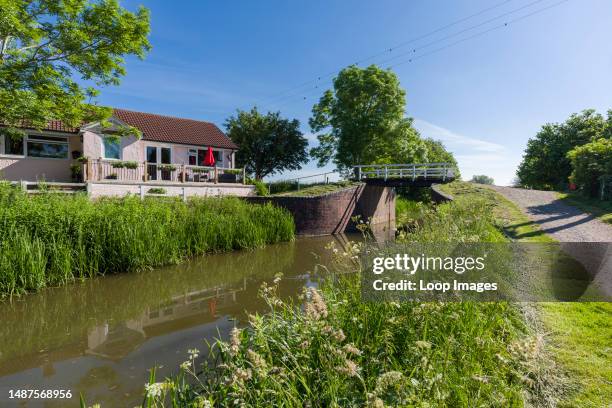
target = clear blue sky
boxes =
[98,0,612,185]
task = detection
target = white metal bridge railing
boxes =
[353,163,455,182]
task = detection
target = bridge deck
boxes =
[352,163,455,186]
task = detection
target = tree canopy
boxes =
[225,107,309,180]
[309,65,428,171]
[470,175,494,185]
[0,0,151,136]
[567,138,612,197]
[516,109,612,190]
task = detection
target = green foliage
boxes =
[566,138,612,198]
[423,138,461,178]
[157,164,176,172]
[470,175,494,185]
[144,197,544,407]
[250,179,269,196]
[0,183,294,298]
[147,187,166,195]
[226,107,309,180]
[309,65,428,170]
[0,0,151,133]
[517,109,612,190]
[110,160,138,169]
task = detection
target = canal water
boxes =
[0,235,358,407]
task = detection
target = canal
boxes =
[0,235,358,407]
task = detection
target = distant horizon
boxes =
[95,0,612,186]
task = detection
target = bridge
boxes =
[352,163,455,186]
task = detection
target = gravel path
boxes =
[489,186,612,243]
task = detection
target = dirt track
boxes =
[489,186,612,243]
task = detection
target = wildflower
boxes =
[332,329,346,342]
[180,360,192,371]
[374,371,404,396]
[229,327,241,356]
[144,382,164,398]
[304,287,328,320]
[415,340,431,350]
[343,343,362,356]
[233,367,252,383]
[247,349,267,372]
[337,359,359,377]
[188,348,200,359]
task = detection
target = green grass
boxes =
[142,186,550,407]
[557,192,612,225]
[441,181,612,407]
[0,182,294,299]
[274,181,361,197]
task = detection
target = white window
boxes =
[27,135,69,159]
[0,134,25,156]
[102,136,121,160]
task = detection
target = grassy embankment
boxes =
[272,181,362,197]
[141,183,554,407]
[557,192,612,225]
[0,182,294,299]
[439,182,611,408]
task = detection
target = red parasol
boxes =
[203,146,215,166]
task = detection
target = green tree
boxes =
[423,138,460,178]
[470,175,494,185]
[516,109,612,190]
[225,107,309,180]
[567,138,612,197]
[0,0,151,137]
[309,65,427,170]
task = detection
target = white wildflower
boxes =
[144,382,164,398]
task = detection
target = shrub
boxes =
[250,179,269,196]
[147,187,166,194]
[567,138,612,197]
[470,174,494,185]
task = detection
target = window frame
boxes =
[26,134,69,159]
[0,134,26,157]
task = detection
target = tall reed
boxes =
[0,182,294,298]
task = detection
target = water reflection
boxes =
[0,235,355,407]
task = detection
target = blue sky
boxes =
[98,0,612,185]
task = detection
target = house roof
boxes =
[112,108,238,150]
[2,109,237,150]
[0,120,78,134]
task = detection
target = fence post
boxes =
[357,166,361,181]
[242,167,246,184]
[297,179,300,191]
[412,164,416,181]
[182,187,187,202]
[143,161,148,181]
[384,166,388,181]
[97,159,102,181]
[443,163,447,181]
[181,164,186,183]
[214,166,218,184]
[140,184,144,200]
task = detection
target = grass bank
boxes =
[141,188,551,407]
[0,182,294,299]
[273,181,361,197]
[557,191,612,225]
[440,182,612,407]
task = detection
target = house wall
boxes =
[0,134,81,182]
[88,181,255,199]
[83,131,233,168]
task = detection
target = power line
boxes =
[260,0,569,111]
[258,0,517,105]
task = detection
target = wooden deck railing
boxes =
[83,159,246,184]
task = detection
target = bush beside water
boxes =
[142,191,548,407]
[0,182,294,298]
